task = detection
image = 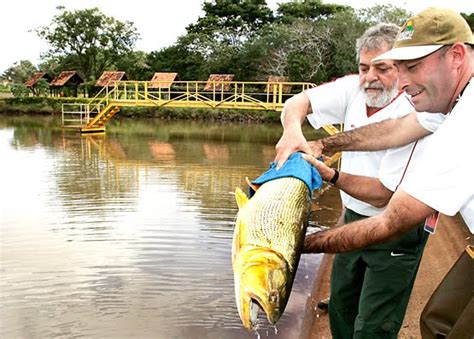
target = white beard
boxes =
[362,81,399,108]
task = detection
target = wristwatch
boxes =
[329,169,339,185]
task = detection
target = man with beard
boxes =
[275,23,434,338]
[294,8,473,338]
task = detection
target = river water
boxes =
[0,115,341,339]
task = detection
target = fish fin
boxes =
[235,187,249,209]
[245,177,260,192]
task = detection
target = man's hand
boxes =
[308,140,324,158]
[274,129,312,169]
[301,153,335,181]
[275,92,314,169]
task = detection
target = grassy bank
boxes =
[0,97,281,123]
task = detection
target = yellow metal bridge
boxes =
[62,80,317,134]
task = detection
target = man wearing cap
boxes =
[300,7,473,338]
[302,7,473,244]
[275,23,436,338]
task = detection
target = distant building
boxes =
[49,71,84,97]
[149,72,178,89]
[204,74,234,91]
[24,72,52,96]
[266,75,292,94]
[95,71,128,87]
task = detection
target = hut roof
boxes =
[95,71,128,87]
[266,75,292,94]
[203,74,234,91]
[50,71,83,87]
[24,72,52,88]
[149,72,178,89]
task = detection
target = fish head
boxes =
[235,248,290,330]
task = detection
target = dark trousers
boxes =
[329,208,428,339]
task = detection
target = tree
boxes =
[175,1,275,81]
[115,51,150,80]
[36,7,139,82]
[147,42,207,80]
[1,60,37,83]
[11,83,31,98]
[461,12,474,31]
[276,0,348,24]
[250,20,332,82]
[31,78,50,97]
[321,9,367,81]
[186,0,274,45]
[357,4,412,26]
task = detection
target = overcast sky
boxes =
[1,0,473,74]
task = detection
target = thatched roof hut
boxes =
[49,71,84,97]
[24,72,52,88]
[50,71,83,87]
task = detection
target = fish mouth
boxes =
[235,249,289,330]
[242,291,282,330]
[249,298,260,328]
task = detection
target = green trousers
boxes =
[329,208,428,339]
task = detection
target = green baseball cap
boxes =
[373,7,474,61]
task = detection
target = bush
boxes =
[34,78,50,97]
[0,84,11,93]
[11,83,30,98]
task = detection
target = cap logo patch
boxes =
[398,20,414,41]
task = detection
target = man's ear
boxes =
[449,43,468,69]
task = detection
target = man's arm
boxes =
[314,112,432,154]
[274,93,314,169]
[302,154,393,208]
[303,189,435,253]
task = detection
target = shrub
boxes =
[11,83,30,98]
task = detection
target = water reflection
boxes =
[0,116,339,339]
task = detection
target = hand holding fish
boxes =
[274,128,312,169]
[301,153,335,182]
[307,140,324,158]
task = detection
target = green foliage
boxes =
[1,60,37,83]
[147,42,207,80]
[23,2,416,96]
[0,85,11,93]
[180,0,275,80]
[0,96,90,115]
[461,12,474,31]
[38,56,70,79]
[321,10,368,80]
[36,6,139,81]
[10,83,31,98]
[357,4,412,26]
[247,8,364,83]
[248,20,327,82]
[276,0,348,23]
[31,78,50,97]
[115,51,150,80]
[187,0,274,44]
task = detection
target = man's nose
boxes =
[398,71,410,91]
[366,67,378,82]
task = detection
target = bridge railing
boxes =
[62,102,105,127]
[99,80,316,110]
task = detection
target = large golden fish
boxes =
[232,176,310,330]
